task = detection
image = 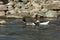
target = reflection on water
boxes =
[0,17,60,40]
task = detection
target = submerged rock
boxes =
[0,20,7,24]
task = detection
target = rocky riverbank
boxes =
[0,0,60,18]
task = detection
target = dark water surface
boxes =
[0,18,60,40]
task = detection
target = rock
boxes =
[0,20,7,24]
[14,7,21,13]
[45,1,53,4]
[14,0,27,9]
[0,11,5,16]
[0,5,7,10]
[45,10,57,17]
[6,15,23,18]
[31,0,41,8]
[6,9,16,15]
[38,11,44,16]
[0,1,3,4]
[0,1,7,10]
[44,1,60,9]
[6,1,14,6]
[6,0,60,19]
[7,5,14,11]
[41,8,48,13]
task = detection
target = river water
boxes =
[0,17,60,40]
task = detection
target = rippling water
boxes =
[0,17,60,40]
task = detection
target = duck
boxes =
[22,18,36,26]
[40,21,50,25]
[25,21,50,26]
[22,17,50,26]
[34,20,50,25]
